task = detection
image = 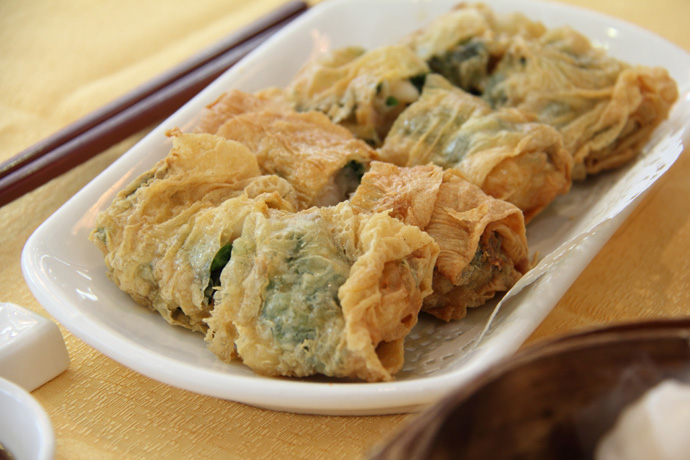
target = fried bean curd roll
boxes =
[286,45,429,146]
[215,109,374,209]
[484,27,678,179]
[402,3,545,95]
[377,74,572,221]
[351,162,529,321]
[193,88,291,135]
[90,130,297,332]
[205,201,439,381]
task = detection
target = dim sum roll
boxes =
[424,170,529,320]
[377,74,572,221]
[402,3,545,95]
[90,130,297,332]
[351,162,529,321]
[205,201,439,381]
[484,27,678,179]
[214,108,374,209]
[286,45,430,145]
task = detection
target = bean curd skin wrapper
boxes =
[286,45,430,146]
[403,3,677,179]
[352,162,529,321]
[402,3,546,95]
[89,2,679,384]
[212,108,374,210]
[377,74,572,221]
[193,88,291,136]
[484,27,678,179]
[205,202,439,382]
[89,130,298,332]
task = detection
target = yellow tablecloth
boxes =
[1,0,689,458]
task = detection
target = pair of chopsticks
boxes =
[0,0,309,207]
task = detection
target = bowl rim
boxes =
[370,318,690,459]
[0,376,55,460]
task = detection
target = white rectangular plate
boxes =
[21,0,690,415]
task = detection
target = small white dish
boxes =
[20,0,690,415]
[0,376,55,460]
[0,303,69,392]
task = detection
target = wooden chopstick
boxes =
[0,0,308,207]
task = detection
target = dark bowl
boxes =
[370,318,690,460]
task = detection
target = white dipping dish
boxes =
[0,303,70,392]
[21,0,690,415]
[0,376,55,460]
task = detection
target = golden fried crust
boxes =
[339,205,438,380]
[401,4,493,61]
[89,131,297,332]
[578,66,678,176]
[193,87,291,135]
[91,3,678,382]
[484,28,678,179]
[287,45,429,145]
[350,162,443,228]
[401,3,546,94]
[474,108,572,222]
[352,163,528,322]
[378,74,572,221]
[403,3,546,59]
[215,110,374,209]
[422,171,528,321]
[404,7,677,180]
[205,202,438,382]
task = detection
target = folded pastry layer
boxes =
[205,201,439,381]
[483,27,678,178]
[193,87,291,135]
[352,161,529,321]
[402,3,545,95]
[214,107,374,209]
[90,130,297,332]
[377,74,572,221]
[286,45,429,145]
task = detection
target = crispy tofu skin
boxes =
[214,109,374,209]
[403,4,677,179]
[205,202,439,381]
[423,170,529,320]
[90,2,678,382]
[286,45,429,145]
[193,87,291,135]
[89,130,297,332]
[377,74,572,221]
[351,162,444,229]
[352,162,528,321]
[402,3,545,95]
[483,27,678,179]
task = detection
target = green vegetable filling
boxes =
[428,39,489,95]
[409,74,428,93]
[259,220,350,373]
[204,242,233,303]
[385,96,399,107]
[461,234,512,287]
